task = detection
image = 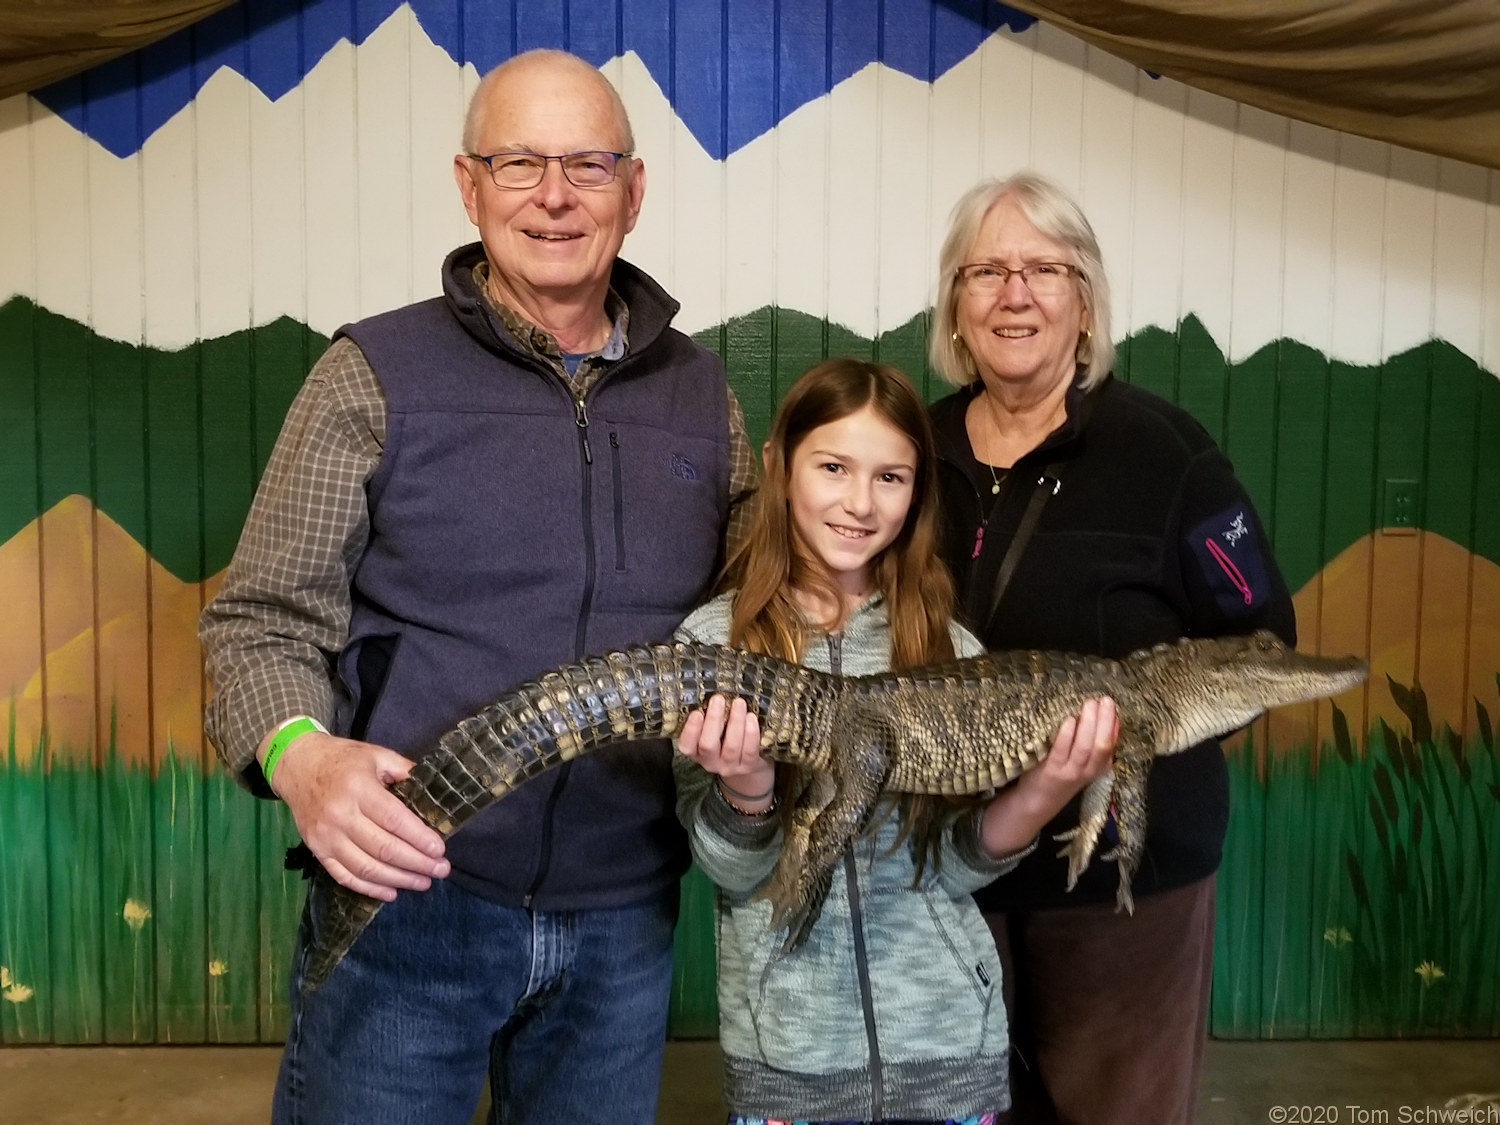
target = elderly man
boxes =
[201,49,755,1125]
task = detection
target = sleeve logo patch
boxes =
[1189,507,1270,616]
[1222,512,1249,545]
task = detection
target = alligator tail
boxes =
[300,643,810,991]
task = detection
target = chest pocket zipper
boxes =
[609,431,626,571]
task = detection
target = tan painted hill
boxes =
[0,495,219,768]
[1,503,1496,770]
[1268,530,1500,757]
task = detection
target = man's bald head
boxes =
[462,49,635,156]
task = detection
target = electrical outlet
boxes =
[1382,478,1419,535]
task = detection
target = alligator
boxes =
[298,630,1367,990]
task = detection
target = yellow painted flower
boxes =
[123,899,152,930]
[3,982,34,1004]
[1322,927,1352,948]
[209,960,228,977]
[0,965,10,987]
[1415,960,1446,987]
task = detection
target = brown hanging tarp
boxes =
[0,1,234,101]
[1003,0,1500,170]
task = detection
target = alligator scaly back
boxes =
[300,632,1367,989]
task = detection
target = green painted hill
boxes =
[1,295,1496,590]
[0,297,326,582]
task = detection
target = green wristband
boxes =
[262,716,326,790]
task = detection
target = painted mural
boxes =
[1,0,1497,1045]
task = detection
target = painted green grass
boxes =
[0,713,307,1045]
[7,697,1498,1042]
[0,707,721,1042]
[669,866,721,1037]
[1,713,49,1042]
[1212,681,1500,1038]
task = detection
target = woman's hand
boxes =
[677,694,774,812]
[979,696,1118,859]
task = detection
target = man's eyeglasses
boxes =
[956,261,1083,297]
[467,150,631,190]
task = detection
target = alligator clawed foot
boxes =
[1075,843,1136,913]
[1053,827,1097,891]
[1054,813,1109,890]
[762,861,801,928]
[779,903,819,955]
[1113,864,1136,914]
[771,861,836,954]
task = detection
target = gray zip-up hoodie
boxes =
[674,592,1029,1121]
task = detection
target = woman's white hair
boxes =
[929,171,1114,390]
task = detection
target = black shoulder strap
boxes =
[986,462,1065,628]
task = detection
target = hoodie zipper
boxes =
[829,632,884,1119]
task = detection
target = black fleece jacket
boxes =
[931,375,1296,910]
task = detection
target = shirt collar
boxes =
[470,261,631,369]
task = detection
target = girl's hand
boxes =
[980,696,1118,859]
[677,694,774,810]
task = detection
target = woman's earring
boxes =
[952,331,975,374]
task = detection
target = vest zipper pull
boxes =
[575,397,592,464]
[971,523,984,559]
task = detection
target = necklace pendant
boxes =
[991,481,1001,494]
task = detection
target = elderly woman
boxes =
[927,171,1297,1125]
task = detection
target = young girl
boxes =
[673,358,1116,1125]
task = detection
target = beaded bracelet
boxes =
[717,776,775,803]
[715,779,778,818]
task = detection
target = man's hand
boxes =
[677,695,774,810]
[980,696,1118,859]
[267,731,451,900]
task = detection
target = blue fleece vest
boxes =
[335,250,731,910]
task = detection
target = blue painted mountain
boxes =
[36,0,1035,160]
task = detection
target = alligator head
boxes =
[1137,630,1368,754]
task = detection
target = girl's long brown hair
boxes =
[721,357,976,871]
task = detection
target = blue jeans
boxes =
[273,875,679,1125]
